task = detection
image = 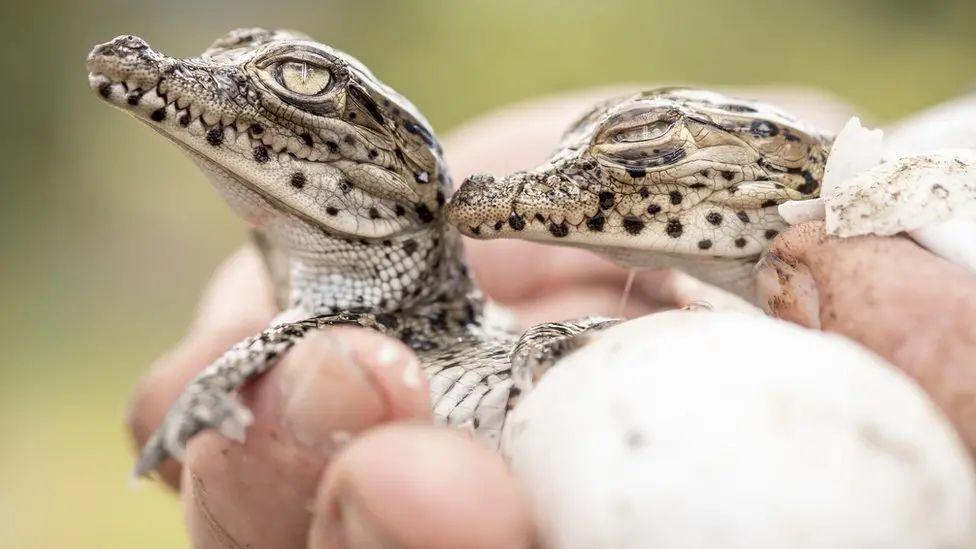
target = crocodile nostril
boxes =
[90,35,150,60]
[460,173,496,192]
[115,35,149,50]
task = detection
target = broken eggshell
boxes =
[779,115,976,273]
[503,311,976,549]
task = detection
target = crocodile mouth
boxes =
[86,36,418,240]
[87,71,342,229]
[448,170,776,261]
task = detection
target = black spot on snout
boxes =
[206,127,224,147]
[252,146,269,163]
[586,214,605,232]
[706,212,723,225]
[669,191,683,205]
[508,213,526,231]
[290,172,306,189]
[666,218,683,238]
[548,222,569,238]
[98,82,112,98]
[622,217,645,235]
[698,239,712,250]
[598,191,615,210]
[150,108,166,122]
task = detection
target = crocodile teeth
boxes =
[235,132,251,149]
[270,135,289,153]
[221,113,237,127]
[187,118,205,137]
[189,104,203,120]
[175,95,191,109]
[141,89,165,110]
[202,111,221,126]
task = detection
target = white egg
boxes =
[503,311,976,549]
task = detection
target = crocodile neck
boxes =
[282,220,477,316]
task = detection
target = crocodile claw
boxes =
[133,390,254,478]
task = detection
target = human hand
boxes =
[129,87,857,548]
[757,220,976,455]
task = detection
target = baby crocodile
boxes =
[87,29,611,476]
[447,88,832,299]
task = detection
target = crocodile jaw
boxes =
[448,88,832,271]
[86,33,445,241]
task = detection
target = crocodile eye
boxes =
[612,120,672,143]
[278,61,331,95]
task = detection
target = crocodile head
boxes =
[88,29,458,311]
[447,88,831,290]
[87,28,448,244]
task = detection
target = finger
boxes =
[758,220,976,454]
[308,424,533,549]
[181,328,430,549]
[129,245,277,488]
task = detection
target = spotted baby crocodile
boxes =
[448,88,832,299]
[87,29,612,476]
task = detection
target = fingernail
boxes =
[278,335,384,453]
[311,491,396,549]
[755,251,821,328]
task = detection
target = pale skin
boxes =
[129,87,976,548]
[757,220,976,457]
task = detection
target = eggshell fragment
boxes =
[824,149,976,237]
[779,117,882,225]
[504,311,976,549]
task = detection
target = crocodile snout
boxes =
[446,173,523,235]
[86,35,168,96]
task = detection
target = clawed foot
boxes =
[134,389,254,478]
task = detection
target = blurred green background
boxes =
[1,0,974,546]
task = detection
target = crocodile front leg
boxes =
[509,316,619,393]
[135,312,390,477]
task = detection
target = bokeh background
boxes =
[1,0,974,546]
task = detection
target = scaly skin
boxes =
[88,29,610,477]
[448,88,833,299]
